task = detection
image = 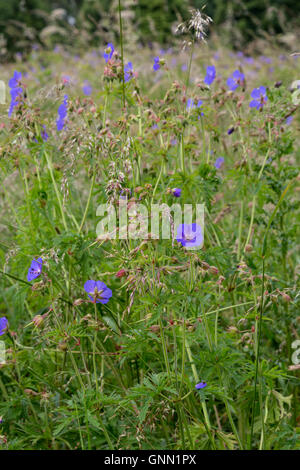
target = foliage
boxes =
[0,20,299,450]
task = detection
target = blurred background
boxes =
[0,0,299,60]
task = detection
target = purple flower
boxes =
[187,98,203,114]
[82,81,92,96]
[286,116,293,125]
[8,70,22,117]
[56,94,68,131]
[27,258,43,282]
[197,100,204,117]
[41,125,49,141]
[124,62,133,82]
[215,157,224,169]
[8,70,22,88]
[176,223,203,248]
[227,126,235,135]
[103,43,114,63]
[195,382,207,390]
[0,317,8,336]
[84,280,112,304]
[249,86,268,110]
[227,70,245,91]
[186,98,194,110]
[172,188,181,197]
[204,65,216,86]
[153,57,160,71]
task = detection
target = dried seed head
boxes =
[176,8,212,42]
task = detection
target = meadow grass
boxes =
[0,26,299,450]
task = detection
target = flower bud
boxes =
[73,298,85,306]
[116,269,126,278]
[32,315,44,328]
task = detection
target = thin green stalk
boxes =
[118,0,125,109]
[79,171,95,233]
[44,151,67,231]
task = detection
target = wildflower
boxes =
[286,116,293,125]
[227,126,235,135]
[227,70,245,91]
[186,99,203,115]
[204,65,216,86]
[82,81,92,96]
[195,382,207,389]
[41,125,49,142]
[249,86,268,110]
[103,43,114,63]
[27,258,43,282]
[84,280,112,304]
[0,317,8,336]
[8,70,22,117]
[197,99,204,116]
[124,62,133,82]
[153,57,160,71]
[186,98,194,110]
[214,157,224,169]
[56,94,68,131]
[172,188,182,197]
[176,223,203,248]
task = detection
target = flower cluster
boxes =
[0,317,8,336]
[56,95,68,131]
[8,70,22,117]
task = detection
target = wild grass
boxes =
[0,20,299,450]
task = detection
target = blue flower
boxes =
[41,125,49,142]
[8,70,22,117]
[187,99,204,116]
[204,65,216,85]
[197,99,204,117]
[215,157,224,169]
[27,258,43,282]
[195,382,207,390]
[286,116,293,125]
[153,57,160,71]
[227,70,245,91]
[124,62,133,82]
[0,317,8,336]
[249,86,268,110]
[84,280,112,304]
[56,95,68,131]
[186,98,194,111]
[176,223,203,248]
[82,81,92,96]
[103,43,114,63]
[172,188,181,197]
[227,126,234,135]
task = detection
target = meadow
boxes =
[0,12,299,450]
